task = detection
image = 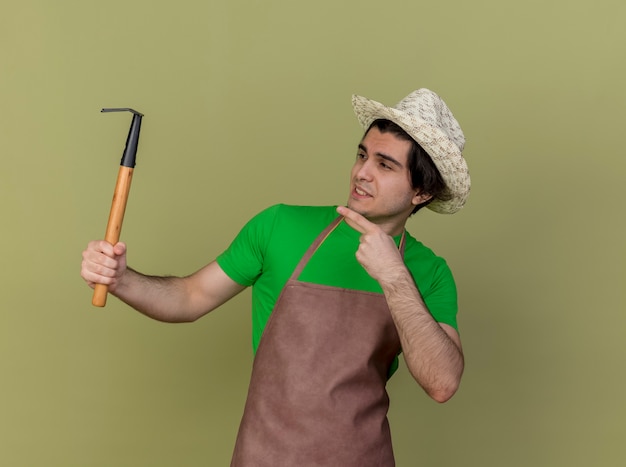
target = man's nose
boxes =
[356,160,374,180]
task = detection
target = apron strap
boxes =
[290,216,343,280]
[399,229,406,256]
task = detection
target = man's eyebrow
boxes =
[358,143,404,168]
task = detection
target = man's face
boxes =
[347,127,431,235]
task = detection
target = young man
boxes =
[81,88,470,466]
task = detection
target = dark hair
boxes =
[366,119,451,214]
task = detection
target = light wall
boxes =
[1,1,624,466]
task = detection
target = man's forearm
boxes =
[380,269,464,403]
[112,267,199,323]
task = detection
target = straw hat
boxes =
[352,88,470,214]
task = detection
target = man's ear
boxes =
[412,190,433,206]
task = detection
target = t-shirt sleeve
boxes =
[422,259,459,331]
[216,205,280,286]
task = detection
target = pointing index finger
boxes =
[336,205,376,234]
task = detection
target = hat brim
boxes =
[352,94,470,214]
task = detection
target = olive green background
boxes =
[1,0,624,466]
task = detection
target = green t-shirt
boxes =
[217,204,458,358]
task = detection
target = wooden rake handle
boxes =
[92,166,134,307]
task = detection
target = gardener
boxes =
[81,87,470,467]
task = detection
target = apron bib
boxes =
[231,217,404,467]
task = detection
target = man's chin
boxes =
[346,201,368,217]
[347,204,377,222]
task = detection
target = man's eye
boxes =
[357,153,366,160]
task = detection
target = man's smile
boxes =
[353,185,372,198]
